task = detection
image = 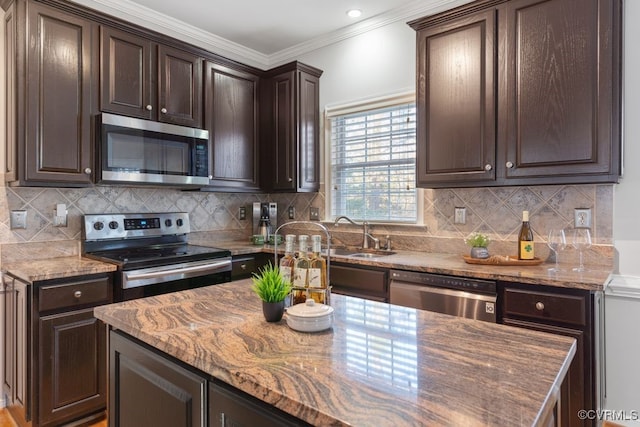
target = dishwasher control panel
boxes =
[390,270,496,294]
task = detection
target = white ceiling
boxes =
[71,0,465,68]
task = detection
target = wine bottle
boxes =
[292,235,310,304]
[278,234,296,286]
[308,235,327,304]
[518,211,535,260]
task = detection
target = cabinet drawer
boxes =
[503,287,586,326]
[39,276,111,312]
[330,264,388,295]
[232,256,256,279]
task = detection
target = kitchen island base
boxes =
[109,330,308,427]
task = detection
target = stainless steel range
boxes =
[82,212,231,301]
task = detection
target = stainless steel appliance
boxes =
[253,202,277,237]
[82,212,231,301]
[97,113,211,187]
[390,270,497,322]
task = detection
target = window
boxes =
[329,99,417,223]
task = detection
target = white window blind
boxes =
[330,102,417,223]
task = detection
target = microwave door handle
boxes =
[124,260,230,282]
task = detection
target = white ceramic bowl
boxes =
[285,299,334,332]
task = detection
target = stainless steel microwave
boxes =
[97,113,210,187]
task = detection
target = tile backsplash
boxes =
[0,183,613,266]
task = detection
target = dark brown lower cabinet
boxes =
[109,330,309,427]
[109,330,206,427]
[500,282,598,427]
[2,273,112,427]
[209,381,308,427]
[329,262,389,302]
[39,309,106,426]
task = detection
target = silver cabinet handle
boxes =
[146,105,153,111]
[240,263,247,270]
[84,167,92,175]
[535,301,545,311]
[484,164,492,171]
[506,161,514,168]
[74,290,82,298]
[161,107,167,114]
[287,177,293,182]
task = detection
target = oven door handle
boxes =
[124,260,231,283]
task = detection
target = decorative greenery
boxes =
[465,232,490,248]
[251,262,292,303]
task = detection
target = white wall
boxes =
[297,20,416,109]
[614,0,640,276]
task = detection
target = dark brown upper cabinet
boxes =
[101,26,203,128]
[413,8,497,186]
[4,0,98,186]
[409,0,622,188]
[261,62,323,193]
[204,62,261,191]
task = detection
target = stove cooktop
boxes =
[85,243,231,270]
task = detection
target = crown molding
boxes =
[70,0,470,70]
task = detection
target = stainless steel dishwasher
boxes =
[389,270,497,322]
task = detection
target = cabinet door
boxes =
[415,9,496,186]
[158,45,203,128]
[39,308,106,426]
[499,0,621,183]
[110,330,206,427]
[503,318,589,427]
[209,381,304,427]
[269,70,297,191]
[3,276,15,402]
[205,62,260,191]
[330,263,389,302]
[297,71,320,192]
[25,2,96,184]
[100,26,154,120]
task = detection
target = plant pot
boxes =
[262,301,285,322]
[470,247,489,259]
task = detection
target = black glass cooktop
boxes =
[86,244,231,270]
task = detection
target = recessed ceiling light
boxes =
[347,9,362,18]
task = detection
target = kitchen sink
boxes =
[326,247,395,258]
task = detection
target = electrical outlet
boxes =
[288,206,295,219]
[574,208,592,228]
[10,210,27,229]
[239,206,246,220]
[309,207,320,221]
[454,207,466,224]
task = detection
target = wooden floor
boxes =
[0,409,106,427]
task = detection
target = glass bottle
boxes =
[518,211,535,260]
[278,234,296,286]
[308,235,327,304]
[292,235,310,304]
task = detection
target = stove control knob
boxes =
[109,221,119,230]
[176,218,184,227]
[93,222,104,231]
[165,219,173,227]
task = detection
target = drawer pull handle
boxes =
[535,301,545,311]
[240,264,247,270]
[74,290,82,298]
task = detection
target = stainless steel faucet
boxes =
[333,216,380,250]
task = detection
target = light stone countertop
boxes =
[1,256,118,282]
[191,239,613,292]
[94,279,576,426]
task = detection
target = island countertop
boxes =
[94,280,576,426]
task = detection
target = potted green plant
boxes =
[251,262,292,322]
[465,232,490,259]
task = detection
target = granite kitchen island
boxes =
[94,279,576,426]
